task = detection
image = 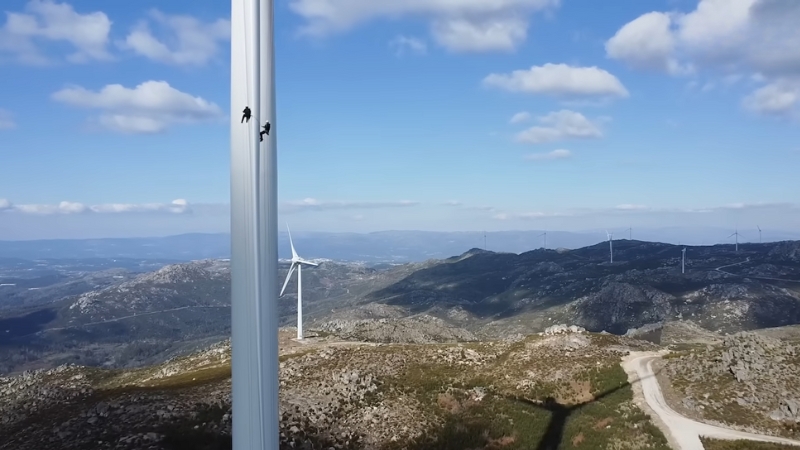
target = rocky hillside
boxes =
[660,331,800,438]
[366,240,800,335]
[3,240,800,376]
[0,328,668,450]
[0,259,413,375]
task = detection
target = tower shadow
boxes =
[507,368,660,450]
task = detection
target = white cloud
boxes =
[0,0,112,65]
[442,200,463,206]
[288,0,560,52]
[615,204,649,211]
[281,198,419,213]
[742,79,800,116]
[509,111,531,124]
[515,110,603,144]
[119,10,230,66]
[493,211,572,220]
[605,0,800,116]
[484,63,629,99]
[0,108,15,129]
[4,198,191,215]
[389,35,427,56]
[51,80,223,133]
[524,149,572,161]
[431,16,527,52]
[488,202,798,221]
[605,12,691,75]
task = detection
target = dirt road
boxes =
[622,351,800,449]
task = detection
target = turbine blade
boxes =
[287,224,299,260]
[299,259,318,266]
[279,263,296,297]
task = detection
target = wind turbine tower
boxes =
[606,230,613,263]
[538,231,547,249]
[758,225,762,243]
[229,0,279,447]
[728,229,741,253]
[681,247,686,274]
[280,226,319,340]
[627,227,632,240]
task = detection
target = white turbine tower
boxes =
[606,230,613,263]
[627,227,632,240]
[280,226,318,340]
[681,247,686,274]
[538,231,547,249]
[757,225,762,243]
[728,229,742,253]
[230,0,279,447]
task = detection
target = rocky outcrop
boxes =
[542,324,586,335]
[665,331,800,428]
[569,283,674,334]
[318,315,477,344]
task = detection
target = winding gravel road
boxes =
[622,352,800,449]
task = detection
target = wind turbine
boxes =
[627,227,632,240]
[230,0,279,447]
[681,247,686,274]
[757,225,762,243]
[280,226,318,340]
[606,230,613,263]
[728,229,742,252]
[538,231,547,249]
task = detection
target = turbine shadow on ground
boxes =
[508,368,660,450]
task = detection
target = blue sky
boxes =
[1,0,800,240]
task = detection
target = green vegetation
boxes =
[384,348,669,450]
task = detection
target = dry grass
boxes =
[701,438,800,450]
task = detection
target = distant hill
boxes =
[3,228,799,262]
[1,239,800,375]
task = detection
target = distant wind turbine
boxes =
[606,230,613,263]
[538,231,547,249]
[681,247,686,274]
[728,229,742,253]
[483,231,487,250]
[279,225,319,340]
[627,227,632,240]
[757,225,762,243]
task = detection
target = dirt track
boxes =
[622,351,800,449]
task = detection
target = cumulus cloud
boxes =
[389,35,427,56]
[51,80,223,133]
[484,63,629,99]
[119,10,230,66]
[0,0,112,65]
[524,149,572,161]
[288,0,560,52]
[742,79,800,116]
[3,199,190,215]
[605,12,691,75]
[605,0,800,116]
[0,108,15,129]
[515,110,603,144]
[281,198,419,213]
[509,111,531,124]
